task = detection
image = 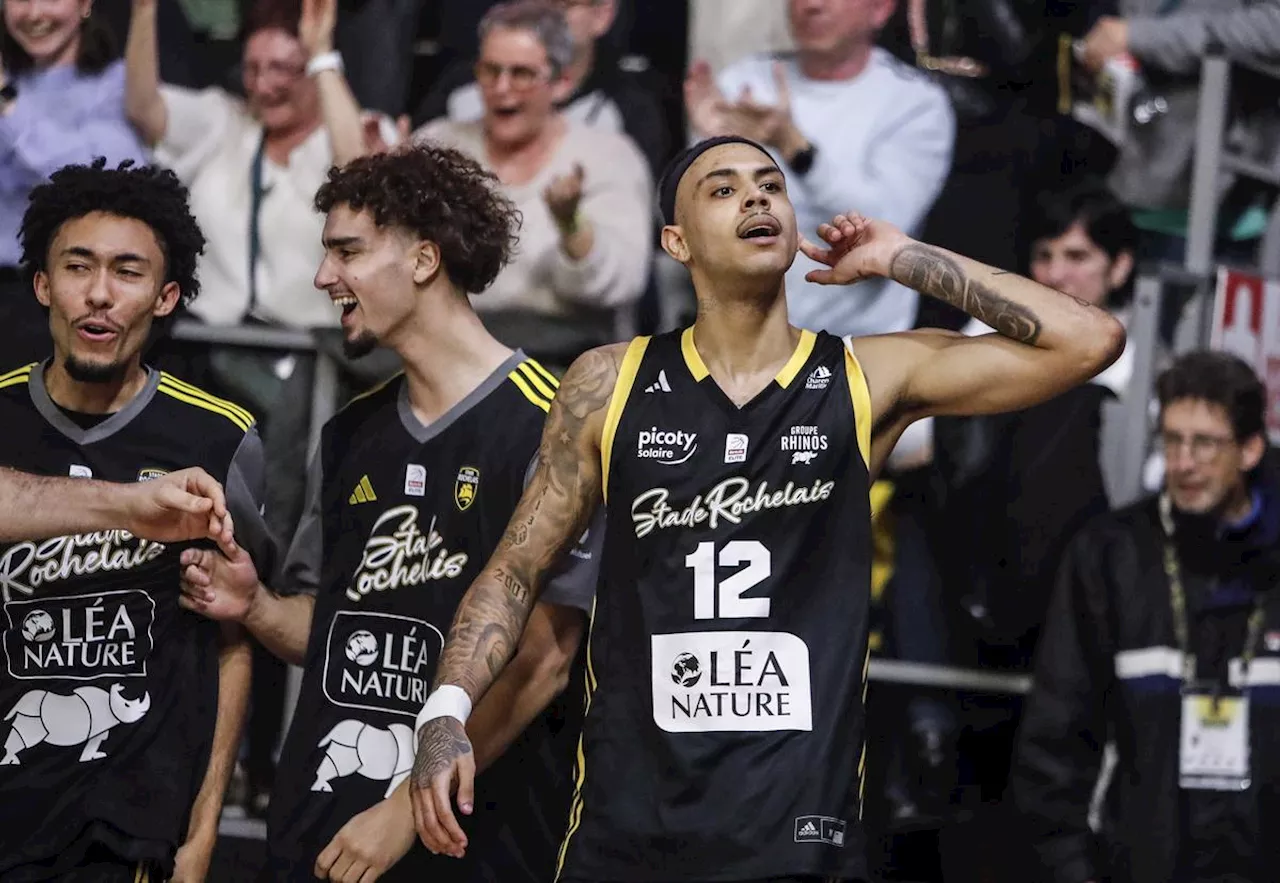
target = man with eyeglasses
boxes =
[1012,349,1280,883]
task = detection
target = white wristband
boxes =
[415,685,472,738]
[306,51,344,77]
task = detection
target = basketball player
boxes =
[0,160,275,882]
[0,465,233,543]
[411,135,1127,882]
[178,144,599,883]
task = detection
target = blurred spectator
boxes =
[686,0,954,338]
[1026,182,1144,504]
[414,1,652,369]
[124,0,392,817]
[334,0,424,116]
[415,0,671,178]
[1013,350,1280,883]
[96,0,202,88]
[0,0,146,368]
[688,0,793,75]
[879,0,1055,331]
[1080,0,1280,266]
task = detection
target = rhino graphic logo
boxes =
[2,684,151,764]
[312,719,414,797]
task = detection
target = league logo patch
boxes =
[136,468,168,482]
[455,466,480,511]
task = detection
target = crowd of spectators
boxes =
[5,0,1280,880]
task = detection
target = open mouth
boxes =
[331,294,358,317]
[738,215,782,240]
[75,320,120,343]
[492,106,522,120]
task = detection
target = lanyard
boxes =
[1158,493,1266,687]
[247,133,267,321]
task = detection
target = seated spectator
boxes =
[415,0,671,177]
[1012,351,1280,883]
[685,0,954,338]
[123,0,390,817]
[0,0,147,367]
[414,0,652,369]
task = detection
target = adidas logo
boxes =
[805,365,832,390]
[645,369,672,393]
[349,474,377,505]
[799,822,818,836]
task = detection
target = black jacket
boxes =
[1011,486,1280,883]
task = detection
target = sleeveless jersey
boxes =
[266,353,594,883]
[0,363,273,880]
[558,329,874,882]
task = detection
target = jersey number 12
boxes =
[685,540,771,620]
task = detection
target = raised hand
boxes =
[120,467,234,545]
[409,717,475,858]
[298,0,337,58]
[362,112,411,155]
[179,532,261,623]
[543,163,585,230]
[684,59,732,139]
[799,212,910,286]
[315,785,416,881]
[727,62,805,156]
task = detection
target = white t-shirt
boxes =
[716,49,955,338]
[154,86,338,328]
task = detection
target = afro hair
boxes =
[20,158,205,308]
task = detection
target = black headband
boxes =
[657,135,773,226]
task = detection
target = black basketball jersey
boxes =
[558,328,874,882]
[266,352,596,883]
[0,363,274,881]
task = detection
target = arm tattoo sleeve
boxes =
[889,243,1043,345]
[432,348,619,701]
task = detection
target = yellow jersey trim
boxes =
[681,327,818,388]
[508,369,551,412]
[775,329,817,388]
[156,380,252,432]
[556,596,599,880]
[679,326,710,381]
[0,362,36,385]
[159,372,255,426]
[524,358,561,388]
[516,360,558,402]
[600,336,649,503]
[0,364,34,391]
[843,343,872,469]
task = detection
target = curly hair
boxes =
[1157,350,1266,442]
[20,158,205,309]
[315,143,521,294]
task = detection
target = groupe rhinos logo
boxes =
[636,427,698,466]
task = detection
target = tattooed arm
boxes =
[800,213,1126,478]
[409,344,623,858]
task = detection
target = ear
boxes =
[33,271,51,308]
[873,0,898,30]
[153,281,181,318]
[1241,432,1267,473]
[592,0,619,38]
[412,240,442,286]
[1108,250,1135,292]
[550,72,575,105]
[660,225,690,265]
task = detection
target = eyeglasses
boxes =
[474,61,549,90]
[1159,431,1236,464]
[242,60,306,84]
